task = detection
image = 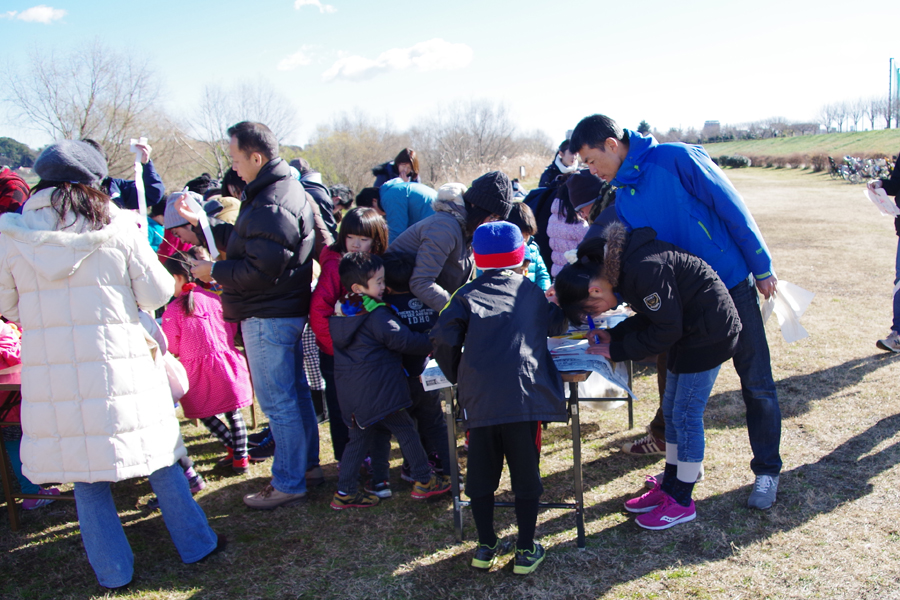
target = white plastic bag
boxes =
[761,280,815,343]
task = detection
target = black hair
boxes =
[185,173,219,195]
[339,252,384,292]
[558,139,570,154]
[507,202,537,236]
[203,187,223,201]
[164,251,196,316]
[393,148,419,180]
[330,184,354,208]
[227,121,278,162]
[355,187,380,209]
[554,237,607,325]
[149,198,167,218]
[31,181,110,232]
[555,176,581,225]
[221,168,245,198]
[464,201,494,242]
[382,252,417,293]
[81,138,109,161]
[331,207,389,256]
[569,114,627,155]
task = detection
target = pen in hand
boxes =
[587,315,600,344]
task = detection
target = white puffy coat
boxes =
[0,188,183,484]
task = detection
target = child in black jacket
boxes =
[328,252,450,509]
[431,221,568,575]
[555,222,741,530]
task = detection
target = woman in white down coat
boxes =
[0,141,219,590]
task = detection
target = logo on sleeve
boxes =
[643,293,662,312]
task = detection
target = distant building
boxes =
[702,120,721,139]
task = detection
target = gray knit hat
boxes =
[164,191,222,229]
[464,171,513,219]
[33,140,108,185]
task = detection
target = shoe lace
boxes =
[754,476,774,493]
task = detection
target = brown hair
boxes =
[31,181,110,232]
[394,148,419,180]
[331,207,389,256]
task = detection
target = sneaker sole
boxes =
[470,557,498,570]
[411,486,451,499]
[513,555,545,575]
[636,511,696,530]
[621,446,665,456]
[876,340,900,352]
[244,496,306,510]
[366,489,392,499]
[624,502,662,514]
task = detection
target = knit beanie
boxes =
[164,191,222,229]
[464,171,513,219]
[566,169,604,211]
[472,221,525,270]
[33,140,108,185]
[437,182,467,206]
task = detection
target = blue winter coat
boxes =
[380,179,436,245]
[612,130,773,289]
[106,159,166,212]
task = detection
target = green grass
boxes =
[703,129,900,158]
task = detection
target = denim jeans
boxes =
[74,462,217,588]
[892,237,900,332]
[242,316,319,494]
[729,275,783,476]
[661,366,720,463]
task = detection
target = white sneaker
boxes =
[876,330,900,353]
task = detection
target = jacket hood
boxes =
[0,188,138,281]
[432,198,468,230]
[612,130,658,187]
[599,221,656,289]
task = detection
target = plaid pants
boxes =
[200,410,248,459]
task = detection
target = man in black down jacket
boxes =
[190,121,319,510]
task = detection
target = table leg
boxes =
[445,394,464,541]
[569,383,585,550]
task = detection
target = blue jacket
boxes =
[106,159,166,212]
[380,179,436,245]
[612,130,773,289]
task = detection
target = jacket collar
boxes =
[612,130,658,187]
[244,157,289,203]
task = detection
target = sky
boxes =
[2,0,898,151]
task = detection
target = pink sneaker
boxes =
[22,487,60,510]
[624,483,666,513]
[635,493,695,530]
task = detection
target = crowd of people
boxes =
[0,113,792,585]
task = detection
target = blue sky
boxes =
[2,0,897,150]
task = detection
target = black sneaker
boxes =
[248,433,275,462]
[470,538,513,570]
[513,542,546,575]
[247,427,271,448]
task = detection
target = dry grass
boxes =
[4,168,900,599]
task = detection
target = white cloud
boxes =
[1,5,66,23]
[294,0,336,13]
[322,38,473,83]
[278,48,314,71]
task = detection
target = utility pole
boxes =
[890,58,895,129]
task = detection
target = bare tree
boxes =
[847,99,865,131]
[416,99,518,182]
[4,39,161,176]
[186,79,301,177]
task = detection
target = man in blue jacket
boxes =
[570,114,781,510]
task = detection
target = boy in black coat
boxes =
[328,252,450,509]
[431,222,568,575]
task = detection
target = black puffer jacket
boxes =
[330,304,433,428]
[211,158,315,322]
[603,223,741,373]
[431,270,568,429]
[879,153,900,235]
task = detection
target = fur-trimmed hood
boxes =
[598,220,627,289]
[0,188,141,282]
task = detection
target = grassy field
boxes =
[703,129,900,159]
[4,167,900,599]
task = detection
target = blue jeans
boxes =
[892,238,900,332]
[74,462,217,588]
[242,316,319,494]
[662,367,720,463]
[729,276,783,476]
